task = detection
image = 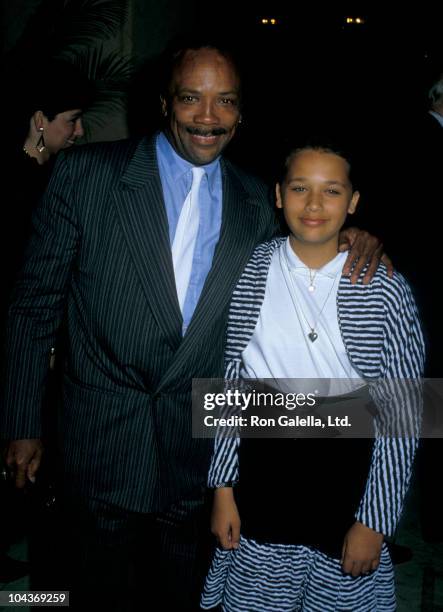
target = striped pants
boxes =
[201,536,396,611]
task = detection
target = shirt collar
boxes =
[284,237,347,278]
[157,131,220,190]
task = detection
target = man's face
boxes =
[163,48,241,166]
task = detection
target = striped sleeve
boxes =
[207,241,281,488]
[207,436,240,488]
[355,274,424,536]
[207,374,245,488]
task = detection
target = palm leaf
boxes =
[7,0,129,59]
[58,45,133,83]
[57,45,134,137]
[7,0,131,140]
[60,0,130,47]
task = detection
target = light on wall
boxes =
[260,17,278,25]
[345,16,365,25]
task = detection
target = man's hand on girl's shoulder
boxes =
[339,227,394,284]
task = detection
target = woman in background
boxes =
[3,60,92,296]
[0,58,92,585]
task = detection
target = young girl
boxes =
[200,144,424,611]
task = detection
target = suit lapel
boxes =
[111,137,182,351]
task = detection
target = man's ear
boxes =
[348,191,360,215]
[275,183,283,209]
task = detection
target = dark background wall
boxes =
[3,2,439,149]
[2,1,441,267]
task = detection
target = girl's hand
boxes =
[341,521,384,577]
[211,487,241,550]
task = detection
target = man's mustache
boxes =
[186,127,228,137]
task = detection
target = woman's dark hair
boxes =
[28,62,94,120]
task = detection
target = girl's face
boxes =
[276,149,360,250]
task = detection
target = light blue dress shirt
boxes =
[156,132,223,334]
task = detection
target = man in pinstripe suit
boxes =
[1,41,277,610]
[1,41,384,610]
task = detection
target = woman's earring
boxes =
[36,127,46,153]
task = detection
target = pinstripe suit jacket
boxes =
[1,135,276,512]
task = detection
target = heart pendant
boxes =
[308,331,318,343]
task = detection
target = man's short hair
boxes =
[159,35,243,103]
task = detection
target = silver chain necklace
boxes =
[308,268,318,292]
[280,245,339,343]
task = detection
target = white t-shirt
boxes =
[241,238,364,396]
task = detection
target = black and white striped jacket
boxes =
[209,237,425,537]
